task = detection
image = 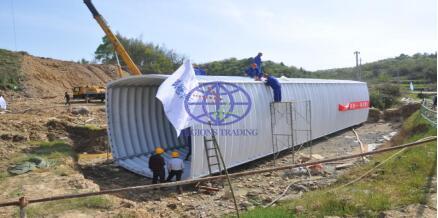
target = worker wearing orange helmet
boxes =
[166,151,184,193]
[244,63,261,79]
[149,147,166,184]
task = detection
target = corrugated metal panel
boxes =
[106,75,369,179]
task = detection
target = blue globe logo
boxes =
[184,82,252,126]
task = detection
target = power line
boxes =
[10,0,17,51]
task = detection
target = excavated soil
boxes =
[0,53,116,158]
[0,54,138,217]
[20,55,118,98]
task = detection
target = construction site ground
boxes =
[0,93,408,217]
[0,53,435,217]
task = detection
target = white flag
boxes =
[0,96,6,110]
[156,60,199,136]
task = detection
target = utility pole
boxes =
[354,51,360,80]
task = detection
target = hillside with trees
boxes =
[200,53,437,84]
[312,53,437,83]
[93,34,436,85]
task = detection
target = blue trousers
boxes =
[273,89,282,102]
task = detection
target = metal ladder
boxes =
[203,135,223,176]
[202,122,240,217]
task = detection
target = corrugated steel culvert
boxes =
[106,75,369,179]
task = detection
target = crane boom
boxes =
[84,0,142,76]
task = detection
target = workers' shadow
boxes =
[80,163,194,202]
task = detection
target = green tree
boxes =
[78,58,89,64]
[201,58,305,77]
[94,34,185,74]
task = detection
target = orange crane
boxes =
[83,0,142,76]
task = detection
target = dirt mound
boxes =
[383,103,421,122]
[20,55,118,98]
[46,119,108,154]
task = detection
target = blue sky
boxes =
[0,0,436,71]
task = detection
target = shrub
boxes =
[0,49,23,90]
[370,84,401,109]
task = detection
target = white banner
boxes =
[0,96,7,110]
[156,60,199,136]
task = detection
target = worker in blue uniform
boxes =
[262,73,281,102]
[245,63,261,79]
[193,64,206,75]
[253,52,263,73]
[180,128,192,161]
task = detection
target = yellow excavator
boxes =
[72,86,106,103]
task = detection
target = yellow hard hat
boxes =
[171,151,180,158]
[155,147,164,154]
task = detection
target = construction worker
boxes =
[64,92,70,105]
[245,63,261,79]
[167,151,184,193]
[193,64,206,75]
[253,52,263,73]
[149,147,166,184]
[261,73,282,102]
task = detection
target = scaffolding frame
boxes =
[270,100,312,165]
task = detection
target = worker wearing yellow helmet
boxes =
[166,151,184,193]
[149,147,166,184]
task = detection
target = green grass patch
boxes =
[0,171,9,182]
[2,140,76,177]
[23,196,113,217]
[0,49,23,90]
[234,206,295,218]
[400,83,437,92]
[83,124,104,131]
[7,187,24,198]
[404,92,421,100]
[29,140,75,160]
[400,83,428,88]
[238,111,436,217]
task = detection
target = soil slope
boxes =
[20,55,118,98]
